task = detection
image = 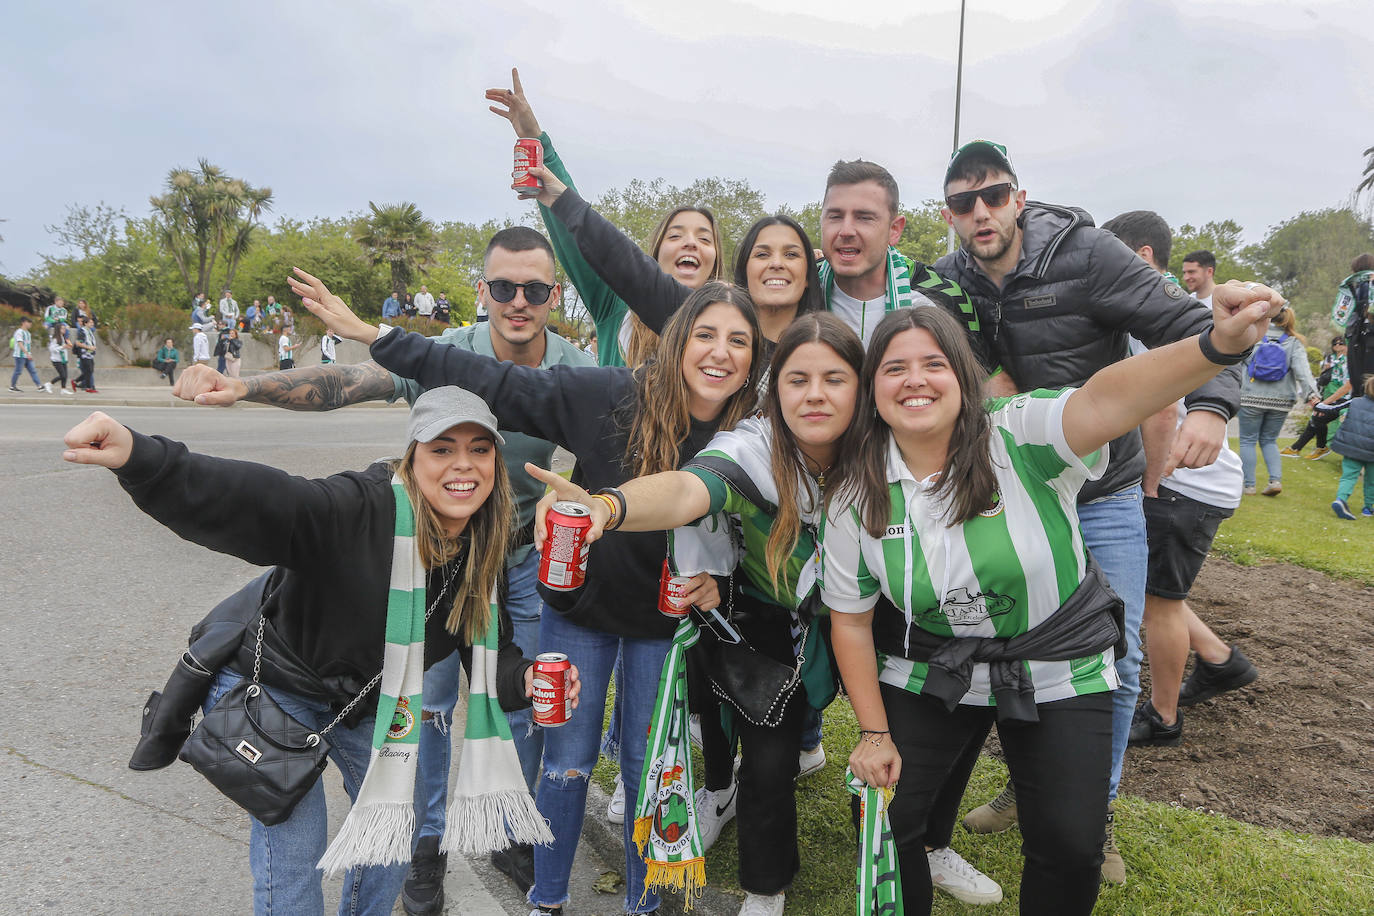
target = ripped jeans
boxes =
[530,608,670,914]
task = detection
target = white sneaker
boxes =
[607,775,626,825]
[43,382,52,393]
[59,387,73,395]
[797,744,825,780]
[927,846,1003,904]
[695,780,737,851]
[738,891,784,916]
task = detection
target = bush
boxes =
[100,302,193,363]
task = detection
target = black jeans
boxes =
[152,358,177,383]
[50,360,67,387]
[75,357,95,390]
[882,684,1112,915]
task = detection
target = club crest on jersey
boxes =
[979,492,1004,518]
[388,695,415,740]
[917,587,1016,627]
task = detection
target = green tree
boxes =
[231,215,392,319]
[1169,219,1250,282]
[1245,208,1374,336]
[354,202,438,297]
[593,176,770,269]
[34,205,182,312]
[1359,145,1374,196]
[897,200,953,266]
[149,159,273,300]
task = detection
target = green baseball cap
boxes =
[945,139,1017,187]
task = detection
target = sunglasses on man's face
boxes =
[944,182,1016,216]
[483,278,554,306]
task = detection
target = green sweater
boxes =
[537,132,630,367]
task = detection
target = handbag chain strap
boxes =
[251,557,463,738]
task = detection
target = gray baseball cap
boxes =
[406,386,505,445]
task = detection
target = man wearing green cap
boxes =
[936,140,1242,886]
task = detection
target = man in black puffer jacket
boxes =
[934,140,1242,886]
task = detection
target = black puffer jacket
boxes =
[935,202,1241,502]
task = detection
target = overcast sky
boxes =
[5,0,1370,276]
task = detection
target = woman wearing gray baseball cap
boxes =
[62,387,579,916]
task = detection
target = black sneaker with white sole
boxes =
[402,835,447,915]
[1128,701,1182,747]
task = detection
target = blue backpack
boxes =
[1249,333,1291,383]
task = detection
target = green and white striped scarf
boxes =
[818,246,917,338]
[634,617,706,906]
[318,475,551,875]
[846,769,903,916]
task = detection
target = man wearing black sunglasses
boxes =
[935,140,1242,887]
[170,225,592,910]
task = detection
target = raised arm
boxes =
[523,464,713,549]
[1063,282,1284,458]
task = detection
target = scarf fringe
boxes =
[443,789,553,855]
[643,858,706,910]
[317,801,415,876]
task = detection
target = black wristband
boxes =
[1197,327,1253,366]
[594,487,627,530]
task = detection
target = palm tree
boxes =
[354,202,438,296]
[150,159,273,300]
[1359,145,1374,195]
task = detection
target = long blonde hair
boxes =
[623,206,728,369]
[394,444,514,644]
[624,282,762,478]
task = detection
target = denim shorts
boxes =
[1143,485,1234,599]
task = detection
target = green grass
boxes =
[1211,437,1373,584]
[593,695,1374,915]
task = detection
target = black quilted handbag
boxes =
[179,615,378,826]
[703,576,807,728]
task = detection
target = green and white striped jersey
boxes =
[820,389,1119,706]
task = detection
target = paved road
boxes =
[0,404,615,916]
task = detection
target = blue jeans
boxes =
[10,356,42,387]
[530,609,670,913]
[1238,406,1287,488]
[204,669,413,916]
[416,548,544,839]
[1077,485,1147,802]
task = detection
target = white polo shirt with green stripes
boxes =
[820,389,1120,707]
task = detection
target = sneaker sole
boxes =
[933,883,1004,905]
[1178,666,1258,707]
[1128,730,1183,748]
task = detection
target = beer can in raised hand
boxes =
[532,653,572,726]
[540,501,591,591]
[513,138,544,192]
[658,558,693,619]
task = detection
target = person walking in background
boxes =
[224,327,243,378]
[10,316,52,392]
[72,314,98,392]
[1330,376,1374,519]
[214,322,229,374]
[191,323,210,365]
[277,328,297,370]
[153,337,180,385]
[1237,305,1317,496]
[1284,337,1349,459]
[320,330,342,365]
[48,321,73,394]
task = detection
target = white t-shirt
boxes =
[414,292,435,316]
[278,334,293,360]
[827,285,890,347]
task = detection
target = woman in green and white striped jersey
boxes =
[821,282,1284,916]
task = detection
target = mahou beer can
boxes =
[540,501,591,590]
[513,138,544,191]
[532,653,572,726]
[658,558,693,619]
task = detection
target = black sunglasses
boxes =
[945,182,1016,216]
[483,277,554,306]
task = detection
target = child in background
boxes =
[1330,376,1374,519]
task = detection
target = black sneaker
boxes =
[401,835,447,916]
[1128,701,1182,747]
[491,841,535,895]
[1178,645,1258,707]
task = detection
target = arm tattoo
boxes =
[241,360,396,411]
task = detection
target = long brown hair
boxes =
[762,313,864,592]
[624,281,762,478]
[836,307,998,536]
[623,206,727,368]
[393,442,514,644]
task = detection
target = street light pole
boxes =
[946,0,967,255]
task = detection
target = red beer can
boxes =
[532,652,572,727]
[539,501,591,591]
[513,138,544,192]
[658,558,693,619]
